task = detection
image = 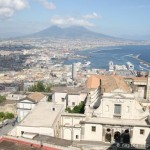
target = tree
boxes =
[28,81,52,92]
[66,102,85,114]
[4,112,14,119]
[0,112,15,121]
[36,81,45,92]
[0,112,5,120]
[45,83,52,92]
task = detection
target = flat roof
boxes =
[51,86,88,94]
[33,135,72,147]
[81,117,149,127]
[20,102,64,127]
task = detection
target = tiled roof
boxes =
[27,92,46,102]
[133,77,147,81]
[86,76,100,89]
[86,75,131,93]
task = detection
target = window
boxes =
[76,135,79,139]
[72,102,75,106]
[140,129,145,135]
[21,131,24,135]
[91,126,96,132]
[114,104,121,115]
[61,98,65,102]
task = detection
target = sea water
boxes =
[64,45,150,71]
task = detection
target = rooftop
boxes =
[133,77,147,81]
[51,86,88,94]
[27,92,46,102]
[20,102,64,127]
[86,76,100,89]
[81,117,149,127]
[86,75,131,93]
[0,140,41,150]
[33,135,72,147]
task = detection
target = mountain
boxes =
[27,25,119,40]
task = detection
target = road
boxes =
[0,123,16,136]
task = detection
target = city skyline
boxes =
[0,0,150,40]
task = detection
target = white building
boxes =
[52,86,87,110]
[17,92,48,122]
[82,75,150,147]
[16,102,64,139]
[58,75,150,148]
[9,74,150,149]
[6,92,26,101]
[61,113,85,141]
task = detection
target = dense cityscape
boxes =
[0,0,150,150]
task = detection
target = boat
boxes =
[139,65,144,71]
[84,61,91,66]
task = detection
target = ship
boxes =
[126,62,134,70]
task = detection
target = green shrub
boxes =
[0,95,6,103]
[66,102,85,114]
[4,112,15,119]
[28,81,52,92]
[0,112,15,120]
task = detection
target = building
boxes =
[6,92,26,101]
[72,63,77,80]
[15,102,64,138]
[9,74,150,149]
[52,86,87,110]
[109,61,114,72]
[17,92,48,122]
[58,75,150,148]
[61,113,85,141]
[146,73,150,101]
[83,75,150,147]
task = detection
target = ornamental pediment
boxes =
[111,94,126,99]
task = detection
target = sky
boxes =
[0,0,150,39]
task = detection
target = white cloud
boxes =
[0,0,29,20]
[84,12,101,19]
[37,0,56,10]
[51,17,94,27]
[0,8,14,19]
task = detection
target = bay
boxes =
[64,45,150,71]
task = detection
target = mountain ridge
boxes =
[27,25,120,40]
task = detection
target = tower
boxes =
[146,72,150,101]
[72,63,77,80]
[109,61,114,71]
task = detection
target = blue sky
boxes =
[0,0,150,38]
